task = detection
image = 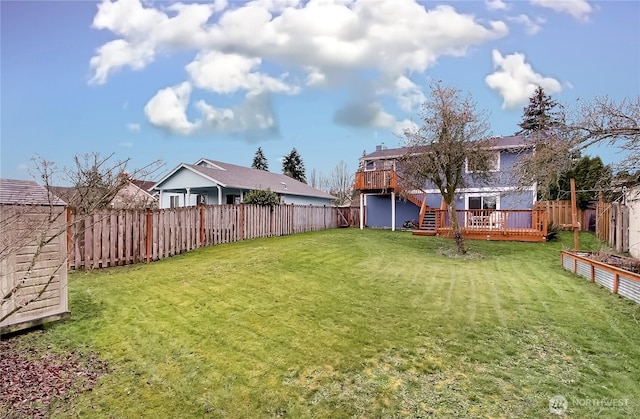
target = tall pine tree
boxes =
[282,148,306,183]
[251,147,269,171]
[517,86,563,135]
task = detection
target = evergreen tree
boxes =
[550,155,612,209]
[517,86,563,135]
[251,147,269,171]
[282,148,306,183]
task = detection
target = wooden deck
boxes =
[355,170,398,192]
[413,209,548,242]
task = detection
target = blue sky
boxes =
[1,0,638,183]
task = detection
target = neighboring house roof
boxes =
[50,186,77,204]
[50,178,157,208]
[361,135,532,160]
[154,158,334,200]
[0,178,66,206]
[131,179,157,193]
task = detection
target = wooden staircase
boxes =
[421,210,437,231]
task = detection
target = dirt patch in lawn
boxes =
[0,331,108,418]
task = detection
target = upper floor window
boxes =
[364,159,394,171]
[466,151,500,173]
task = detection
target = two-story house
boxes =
[355,136,547,241]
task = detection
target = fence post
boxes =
[145,208,152,264]
[199,204,205,247]
[240,204,245,240]
[66,207,73,269]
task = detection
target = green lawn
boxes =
[11,230,640,417]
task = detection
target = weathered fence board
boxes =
[534,201,594,231]
[68,205,338,270]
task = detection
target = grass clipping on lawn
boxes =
[5,229,640,418]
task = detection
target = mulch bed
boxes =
[0,331,108,418]
[587,252,640,275]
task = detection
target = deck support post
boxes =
[391,191,396,231]
[359,193,364,230]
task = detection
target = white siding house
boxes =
[153,158,334,209]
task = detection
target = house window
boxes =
[226,195,240,205]
[196,194,207,205]
[379,160,394,170]
[365,160,375,171]
[169,195,180,208]
[466,152,500,173]
[468,195,498,211]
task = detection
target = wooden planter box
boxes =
[561,251,640,305]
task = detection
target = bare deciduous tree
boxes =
[572,96,640,173]
[515,95,640,196]
[308,169,325,190]
[401,82,492,254]
[325,161,354,206]
[1,154,162,326]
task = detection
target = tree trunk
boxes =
[447,202,466,254]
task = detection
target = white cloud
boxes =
[530,0,592,21]
[127,123,141,132]
[91,0,510,133]
[485,50,562,110]
[486,0,508,11]
[89,39,155,85]
[305,67,326,86]
[508,14,545,35]
[393,118,419,136]
[186,51,299,96]
[195,94,279,137]
[393,76,426,112]
[90,0,508,85]
[143,82,200,135]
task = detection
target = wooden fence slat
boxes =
[68,205,339,270]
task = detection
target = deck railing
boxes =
[420,208,548,241]
[354,170,398,191]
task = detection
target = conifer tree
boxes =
[517,86,563,135]
[251,147,269,171]
[282,148,306,183]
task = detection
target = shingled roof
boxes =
[0,178,66,206]
[361,135,532,160]
[154,159,334,200]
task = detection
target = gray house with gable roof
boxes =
[152,158,334,209]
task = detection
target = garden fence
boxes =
[68,204,338,270]
[534,200,594,231]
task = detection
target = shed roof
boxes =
[0,178,66,206]
[154,159,334,200]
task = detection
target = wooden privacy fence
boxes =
[596,201,629,253]
[534,201,594,231]
[68,204,338,270]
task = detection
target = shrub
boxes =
[545,222,560,241]
[243,189,280,206]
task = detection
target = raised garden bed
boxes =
[561,251,640,304]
